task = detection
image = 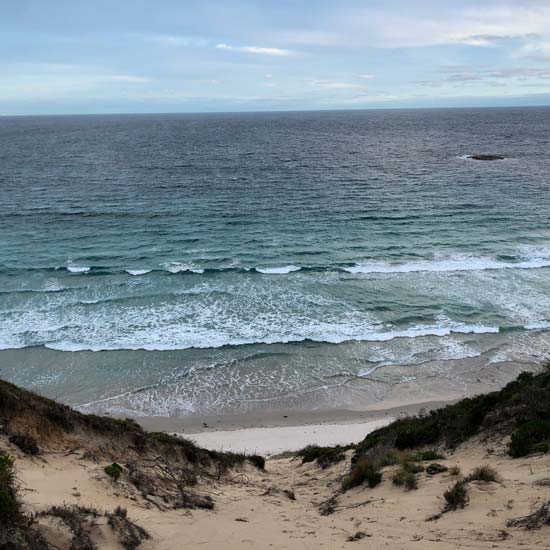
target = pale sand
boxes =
[184,417,395,456]
[14,437,550,549]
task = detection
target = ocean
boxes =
[1,107,550,417]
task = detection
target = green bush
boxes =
[0,454,17,521]
[509,420,550,457]
[297,444,351,469]
[104,463,123,482]
[392,469,418,490]
[467,465,498,483]
[403,461,424,474]
[413,450,446,461]
[342,457,382,491]
[443,480,469,510]
[352,365,550,463]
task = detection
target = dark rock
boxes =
[426,463,448,475]
[469,154,505,161]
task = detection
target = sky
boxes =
[2,0,550,114]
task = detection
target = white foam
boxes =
[126,269,152,276]
[524,322,550,330]
[255,265,301,274]
[164,263,204,274]
[343,254,550,274]
[66,265,90,273]
[41,323,500,352]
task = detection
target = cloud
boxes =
[107,75,150,83]
[215,43,297,56]
[419,64,550,86]
[358,74,374,80]
[143,34,209,47]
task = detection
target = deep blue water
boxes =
[1,108,550,416]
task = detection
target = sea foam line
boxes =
[343,255,550,274]
[39,324,502,353]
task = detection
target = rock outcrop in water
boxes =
[468,154,505,161]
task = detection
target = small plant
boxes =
[468,465,499,483]
[342,457,382,491]
[392,468,418,490]
[104,462,123,482]
[426,463,448,475]
[443,480,469,511]
[413,450,446,461]
[449,465,461,476]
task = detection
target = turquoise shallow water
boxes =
[1,108,550,416]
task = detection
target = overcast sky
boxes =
[2,0,550,114]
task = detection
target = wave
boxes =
[66,265,90,273]
[126,269,152,276]
[35,323,504,353]
[343,255,550,274]
[163,263,204,274]
[255,265,301,274]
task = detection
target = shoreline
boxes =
[136,400,453,456]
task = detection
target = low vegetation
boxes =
[467,465,499,483]
[296,444,354,469]
[392,468,418,490]
[0,454,48,549]
[443,480,469,511]
[105,462,124,481]
[342,456,382,491]
[352,366,550,462]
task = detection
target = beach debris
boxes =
[347,531,370,541]
[507,501,550,529]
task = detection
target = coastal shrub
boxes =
[377,448,411,467]
[426,463,448,475]
[392,469,418,490]
[342,457,382,491]
[443,480,469,511]
[0,454,17,521]
[449,465,461,476]
[402,461,424,474]
[509,420,550,457]
[105,462,123,482]
[297,444,353,469]
[467,465,499,483]
[352,364,550,464]
[413,450,445,461]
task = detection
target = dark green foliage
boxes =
[426,463,448,475]
[352,365,550,462]
[412,450,446,461]
[104,462,123,481]
[0,454,17,521]
[509,420,550,457]
[392,469,418,490]
[402,461,424,474]
[247,454,266,470]
[443,480,469,511]
[467,465,499,483]
[342,457,382,491]
[297,444,353,469]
